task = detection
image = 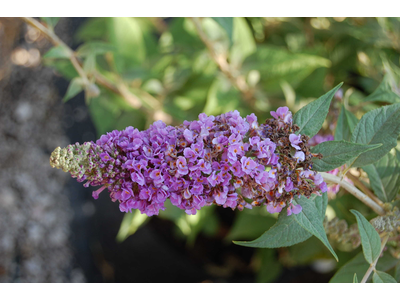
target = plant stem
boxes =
[360,234,389,283]
[345,172,384,206]
[320,172,385,216]
[190,17,255,104]
[20,17,171,123]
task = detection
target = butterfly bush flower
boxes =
[50,107,326,217]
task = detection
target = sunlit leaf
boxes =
[353,273,358,283]
[212,17,234,45]
[76,42,116,57]
[116,210,149,242]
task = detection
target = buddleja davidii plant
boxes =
[235,79,400,283]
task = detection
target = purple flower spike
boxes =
[51,106,327,217]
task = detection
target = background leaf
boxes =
[373,270,397,283]
[353,273,358,283]
[43,45,71,59]
[362,153,400,202]
[334,105,359,141]
[293,83,343,137]
[311,141,381,172]
[364,74,400,103]
[212,17,234,45]
[63,77,84,103]
[350,103,400,167]
[116,210,149,242]
[350,210,381,264]
[41,17,60,30]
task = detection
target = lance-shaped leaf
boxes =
[350,210,381,264]
[330,251,398,283]
[311,141,382,172]
[364,74,400,104]
[63,77,85,103]
[293,82,343,138]
[350,103,400,167]
[233,193,327,248]
[335,105,359,142]
[353,273,358,283]
[363,153,400,203]
[372,271,397,283]
[293,195,338,261]
[43,45,71,59]
[212,17,233,45]
[41,17,60,30]
[116,210,149,242]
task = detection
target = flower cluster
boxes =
[50,107,327,217]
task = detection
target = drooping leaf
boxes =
[311,141,382,172]
[362,153,400,202]
[63,77,84,103]
[212,17,234,45]
[293,195,338,261]
[372,271,397,283]
[43,45,71,59]
[364,74,400,104]
[350,210,381,264]
[335,105,359,141]
[116,210,149,242]
[233,193,327,250]
[293,83,343,138]
[41,17,60,30]
[76,42,117,57]
[353,273,358,283]
[350,103,400,167]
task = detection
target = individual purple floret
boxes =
[50,108,326,217]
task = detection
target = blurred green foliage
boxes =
[43,17,400,282]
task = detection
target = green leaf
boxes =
[293,82,343,138]
[233,193,327,249]
[350,210,381,264]
[330,252,369,283]
[63,78,84,102]
[242,45,331,93]
[293,195,338,261]
[225,209,276,241]
[41,17,60,30]
[83,54,96,74]
[230,17,256,68]
[335,105,359,141]
[212,17,234,45]
[116,210,149,242]
[76,42,116,57]
[364,74,400,104]
[350,103,400,167]
[362,153,400,202]
[255,249,282,283]
[329,250,398,283]
[107,17,147,73]
[43,45,71,59]
[394,261,400,282]
[353,273,358,283]
[311,141,382,172]
[373,271,397,283]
